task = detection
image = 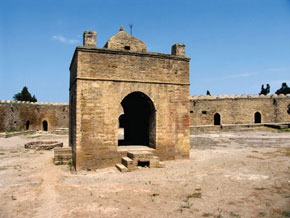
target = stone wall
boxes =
[190,94,290,126]
[1,94,288,134]
[0,101,68,132]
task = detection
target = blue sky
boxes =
[0,0,289,102]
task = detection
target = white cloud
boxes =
[224,72,256,79]
[52,35,80,45]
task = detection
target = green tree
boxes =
[13,86,37,102]
[259,84,270,95]
[275,82,290,95]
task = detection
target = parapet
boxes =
[171,43,185,56]
[190,94,290,100]
[83,31,97,47]
[0,100,68,106]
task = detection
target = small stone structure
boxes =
[69,27,190,170]
[24,141,63,150]
[54,147,72,165]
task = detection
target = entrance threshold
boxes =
[118,145,155,152]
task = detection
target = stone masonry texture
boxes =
[69,28,190,170]
[0,102,68,132]
[190,95,290,126]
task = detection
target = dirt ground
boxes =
[0,130,289,218]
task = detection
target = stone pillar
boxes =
[171,43,185,56]
[83,31,97,47]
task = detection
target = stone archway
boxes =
[26,120,30,130]
[254,112,261,123]
[214,113,221,125]
[118,92,156,148]
[42,120,48,131]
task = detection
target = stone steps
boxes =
[116,150,164,173]
[122,156,135,171]
[116,163,129,172]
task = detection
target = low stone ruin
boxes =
[54,147,72,165]
[24,141,63,150]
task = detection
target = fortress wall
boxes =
[190,94,290,126]
[0,101,69,132]
[0,94,289,133]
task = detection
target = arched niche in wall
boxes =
[26,120,30,130]
[254,112,262,124]
[214,113,221,125]
[42,120,48,131]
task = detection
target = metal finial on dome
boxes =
[120,26,124,31]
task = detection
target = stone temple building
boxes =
[69,27,190,170]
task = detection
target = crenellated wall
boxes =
[0,100,68,132]
[190,94,290,126]
[1,93,289,133]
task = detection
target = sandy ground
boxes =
[0,131,289,218]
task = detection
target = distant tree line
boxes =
[259,82,290,95]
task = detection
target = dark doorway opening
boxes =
[214,113,221,125]
[26,120,30,130]
[254,112,261,123]
[42,120,48,131]
[138,160,150,167]
[118,92,156,148]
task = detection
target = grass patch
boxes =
[279,128,290,133]
[230,212,241,218]
[181,203,192,209]
[255,187,266,191]
[252,150,259,153]
[0,152,5,155]
[180,189,202,212]
[281,211,290,217]
[202,213,214,217]
[68,161,74,171]
[247,155,265,160]
[0,167,8,171]
[258,212,266,217]
[9,150,18,153]
[186,190,202,199]
[6,130,22,133]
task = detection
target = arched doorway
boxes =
[42,120,48,131]
[214,113,221,125]
[254,112,261,123]
[26,120,30,130]
[118,92,156,148]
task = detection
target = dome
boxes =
[104,26,147,52]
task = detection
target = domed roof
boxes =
[104,26,147,52]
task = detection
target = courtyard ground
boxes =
[0,130,289,218]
